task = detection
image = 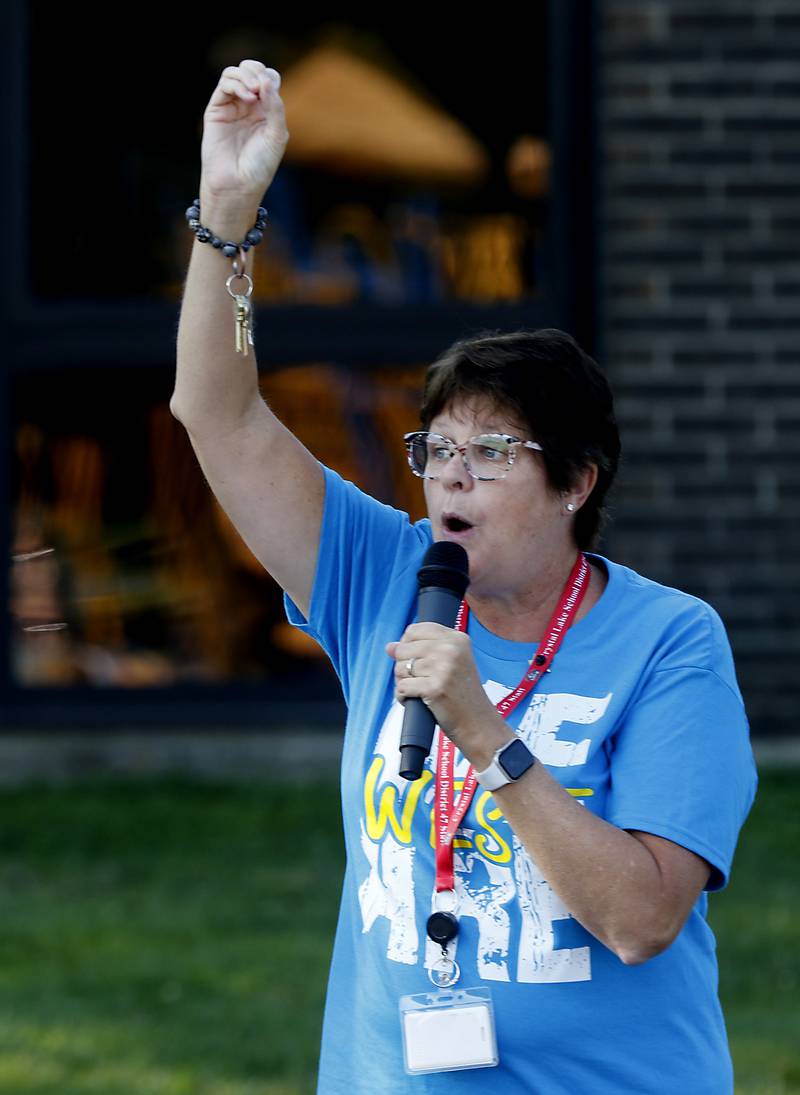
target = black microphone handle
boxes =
[398,585,463,781]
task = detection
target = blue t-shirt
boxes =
[285,464,757,1095]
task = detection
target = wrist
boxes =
[458,709,512,771]
[197,190,265,238]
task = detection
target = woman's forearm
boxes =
[173,193,264,430]
[461,712,700,965]
[494,761,677,964]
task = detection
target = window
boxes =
[2,2,594,723]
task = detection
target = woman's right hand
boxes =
[200,59,289,203]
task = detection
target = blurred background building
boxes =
[0,1,797,757]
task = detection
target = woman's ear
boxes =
[562,463,598,513]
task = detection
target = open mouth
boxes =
[443,515,474,533]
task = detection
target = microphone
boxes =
[398,541,469,781]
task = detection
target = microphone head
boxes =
[417,541,469,597]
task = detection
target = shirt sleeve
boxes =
[283,462,431,702]
[606,602,757,891]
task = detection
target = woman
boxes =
[173,60,757,1094]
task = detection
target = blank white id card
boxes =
[399,988,498,1075]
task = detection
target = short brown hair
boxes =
[420,328,621,548]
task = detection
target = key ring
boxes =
[225,271,254,299]
[231,248,247,278]
[428,953,461,989]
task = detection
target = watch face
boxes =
[499,738,535,780]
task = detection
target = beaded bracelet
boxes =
[185,198,269,357]
[185,198,268,257]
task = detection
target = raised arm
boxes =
[172,60,323,618]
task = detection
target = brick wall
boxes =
[598,0,800,738]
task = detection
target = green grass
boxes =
[0,780,345,1094]
[709,769,800,1094]
[0,770,796,1093]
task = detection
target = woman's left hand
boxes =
[386,624,507,763]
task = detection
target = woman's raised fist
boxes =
[200,59,289,202]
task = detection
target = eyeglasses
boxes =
[403,431,544,481]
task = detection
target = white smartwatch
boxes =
[474,737,536,791]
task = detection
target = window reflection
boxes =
[31,16,549,304]
[11,364,428,688]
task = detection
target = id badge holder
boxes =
[399,987,498,1075]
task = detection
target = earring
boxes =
[565,502,576,513]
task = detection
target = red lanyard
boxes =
[433,552,590,891]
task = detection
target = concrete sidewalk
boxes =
[0,729,795,787]
[0,729,343,786]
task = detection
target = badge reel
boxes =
[426,888,461,989]
[399,890,498,1075]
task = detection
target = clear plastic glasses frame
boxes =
[403,431,545,481]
